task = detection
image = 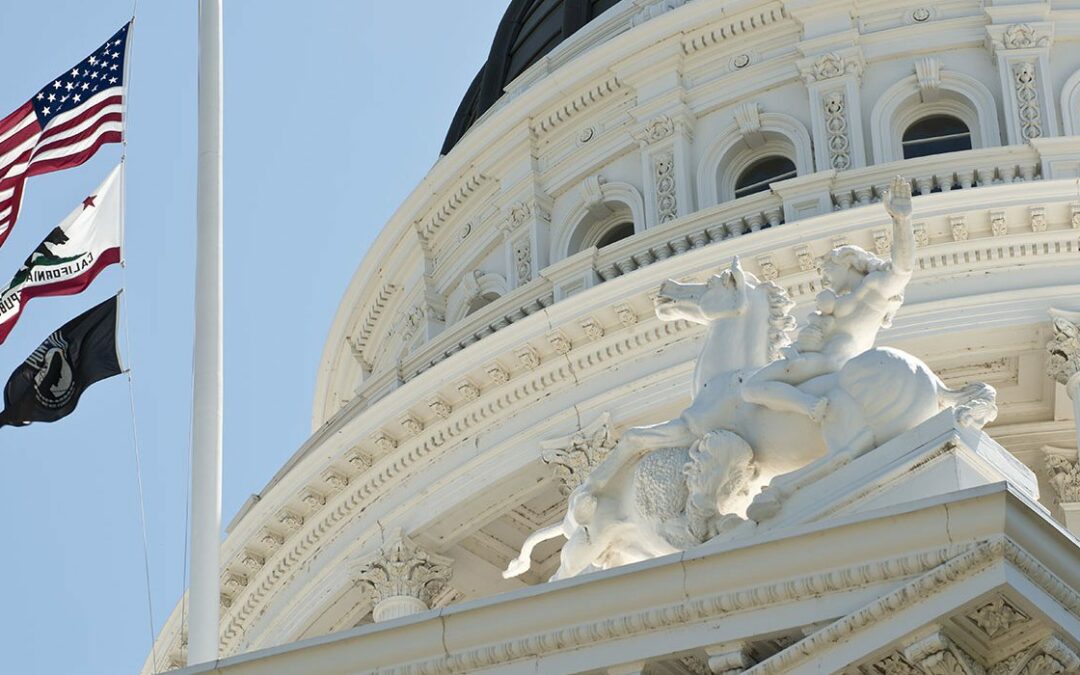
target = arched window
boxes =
[595,222,634,249]
[733,156,797,199]
[901,115,972,159]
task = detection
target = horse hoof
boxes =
[747,490,782,523]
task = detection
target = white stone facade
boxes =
[152,0,1080,672]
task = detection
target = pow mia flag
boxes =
[0,295,122,428]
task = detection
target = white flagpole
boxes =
[189,0,224,665]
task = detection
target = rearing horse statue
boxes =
[505,177,996,581]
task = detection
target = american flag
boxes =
[0,22,129,249]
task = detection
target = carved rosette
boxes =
[353,534,453,623]
[966,596,1029,637]
[539,413,618,495]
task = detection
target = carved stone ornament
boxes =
[352,533,453,619]
[1013,62,1043,140]
[457,379,481,401]
[548,331,572,355]
[630,0,688,27]
[967,596,1029,637]
[914,224,930,247]
[800,51,863,83]
[757,255,779,281]
[540,412,618,495]
[506,200,550,229]
[503,178,1000,582]
[1046,314,1080,387]
[795,245,816,272]
[634,114,675,145]
[427,397,452,419]
[1045,452,1080,503]
[823,90,851,171]
[870,653,920,675]
[614,302,639,327]
[581,317,605,341]
[1030,206,1047,232]
[486,362,510,384]
[915,57,941,99]
[321,469,348,492]
[903,631,982,675]
[1001,636,1080,675]
[950,215,969,242]
[371,431,398,454]
[873,228,891,257]
[399,413,424,437]
[1070,203,1080,229]
[999,23,1052,50]
[654,150,678,223]
[991,210,1008,237]
[516,344,541,370]
[514,237,533,284]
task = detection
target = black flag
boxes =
[0,295,122,427]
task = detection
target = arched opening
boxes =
[733,155,797,199]
[901,115,972,159]
[595,221,634,249]
[566,201,637,256]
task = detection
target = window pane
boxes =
[901,115,972,159]
[734,156,797,198]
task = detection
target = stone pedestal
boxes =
[741,410,1039,539]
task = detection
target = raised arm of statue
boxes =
[881,175,915,294]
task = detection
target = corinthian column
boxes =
[352,532,453,623]
[1046,309,1080,535]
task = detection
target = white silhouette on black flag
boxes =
[0,294,122,427]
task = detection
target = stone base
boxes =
[739,410,1041,539]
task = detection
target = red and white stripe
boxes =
[0,86,123,247]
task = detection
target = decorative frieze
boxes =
[277,510,304,532]
[321,469,348,492]
[347,448,373,471]
[913,224,930,248]
[872,228,890,257]
[352,534,453,623]
[539,412,618,495]
[614,302,638,327]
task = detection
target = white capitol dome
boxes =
[154,0,1080,672]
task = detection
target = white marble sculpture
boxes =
[505,176,998,581]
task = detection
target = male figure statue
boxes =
[739,175,915,420]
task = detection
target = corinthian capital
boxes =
[1047,309,1080,389]
[352,533,453,621]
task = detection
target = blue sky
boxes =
[0,2,506,673]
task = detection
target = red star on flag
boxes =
[82,195,96,210]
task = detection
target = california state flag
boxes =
[0,164,122,344]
